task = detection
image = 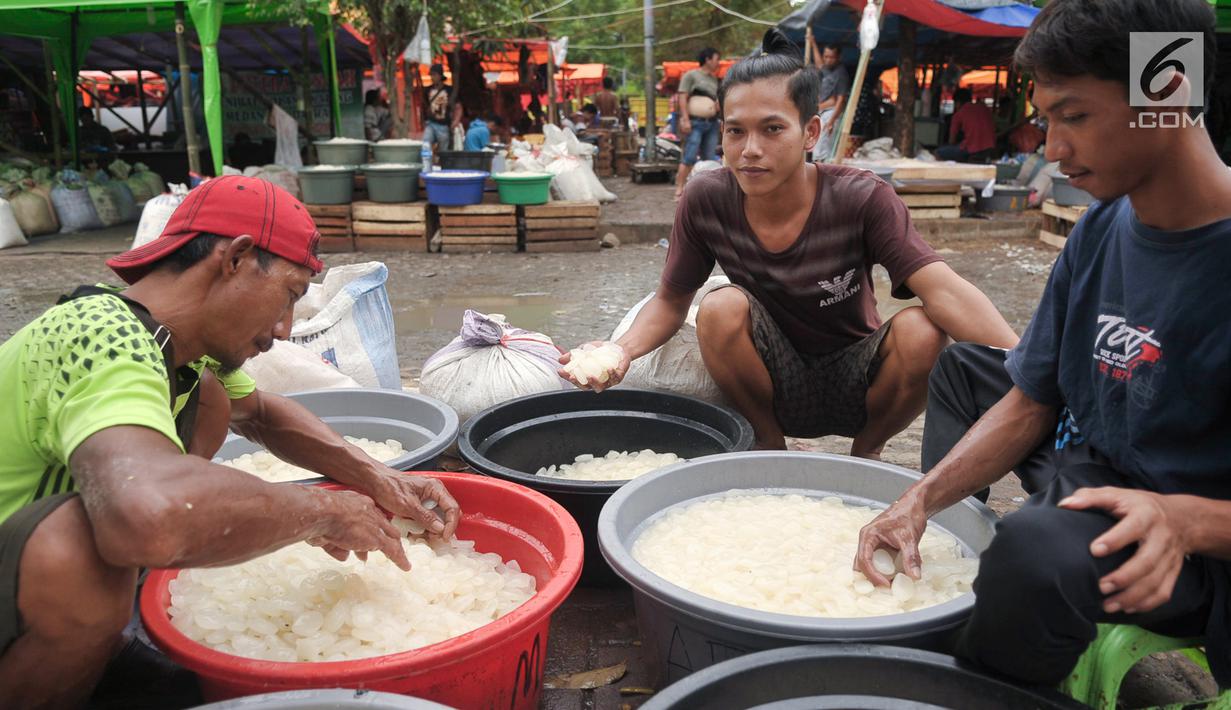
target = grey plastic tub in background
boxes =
[597,451,998,687]
[213,388,459,481]
[193,689,454,709]
[1050,173,1094,206]
[372,141,423,164]
[640,645,1081,710]
[297,166,356,205]
[975,184,1032,212]
[313,140,370,166]
[362,164,421,203]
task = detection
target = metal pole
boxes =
[137,69,150,147]
[175,2,202,175]
[643,0,655,161]
[42,40,62,168]
[71,11,80,168]
[300,26,312,126]
[546,37,557,126]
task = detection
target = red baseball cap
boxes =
[107,175,324,284]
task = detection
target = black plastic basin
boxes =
[641,645,1082,710]
[458,389,754,586]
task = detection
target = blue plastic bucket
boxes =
[423,170,489,206]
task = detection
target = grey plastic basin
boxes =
[297,166,355,205]
[597,451,998,686]
[372,141,423,165]
[213,388,459,481]
[640,644,1080,710]
[313,140,370,167]
[193,689,453,709]
[1050,173,1094,206]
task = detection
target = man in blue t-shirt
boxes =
[853,0,1231,687]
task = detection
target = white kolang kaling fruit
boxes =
[632,493,978,618]
[219,437,406,483]
[168,530,537,662]
[562,343,623,384]
[536,449,683,481]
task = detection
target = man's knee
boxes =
[977,504,1109,602]
[19,500,136,643]
[888,307,948,377]
[928,341,991,393]
[696,287,751,343]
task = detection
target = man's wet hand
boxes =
[854,492,927,587]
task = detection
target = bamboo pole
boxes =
[832,1,883,162]
[175,2,202,175]
[643,0,656,160]
[546,37,558,126]
[42,41,62,167]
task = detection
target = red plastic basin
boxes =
[139,472,583,709]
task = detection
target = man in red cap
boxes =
[0,176,459,706]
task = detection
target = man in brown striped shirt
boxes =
[562,31,1018,456]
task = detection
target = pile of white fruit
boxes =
[168,532,536,662]
[219,437,406,483]
[562,343,623,385]
[632,493,977,617]
[536,450,683,481]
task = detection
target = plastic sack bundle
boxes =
[0,198,28,249]
[51,169,103,232]
[610,276,732,404]
[252,164,301,200]
[5,180,58,237]
[290,261,399,389]
[241,340,361,394]
[132,184,189,249]
[420,310,570,422]
[107,179,139,222]
[133,162,165,197]
[86,175,126,227]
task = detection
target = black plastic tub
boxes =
[641,644,1082,710]
[458,389,754,586]
[438,150,495,172]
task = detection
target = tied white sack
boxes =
[290,262,400,389]
[610,275,731,404]
[0,198,29,250]
[420,310,570,422]
[131,184,190,249]
[540,125,616,203]
[242,340,361,394]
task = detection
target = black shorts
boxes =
[719,284,890,438]
[0,493,77,653]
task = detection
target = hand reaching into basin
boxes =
[853,491,927,587]
[559,341,630,393]
[369,470,461,541]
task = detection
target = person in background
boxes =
[674,47,723,200]
[363,89,392,142]
[463,114,492,151]
[937,88,996,162]
[854,0,1231,689]
[580,103,601,129]
[808,39,851,162]
[79,109,117,152]
[423,64,463,153]
[228,132,263,171]
[593,76,620,120]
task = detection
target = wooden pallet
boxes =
[1039,199,1089,249]
[350,201,428,252]
[894,182,963,220]
[439,204,517,253]
[306,203,354,251]
[522,201,602,251]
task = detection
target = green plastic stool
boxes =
[1061,624,1229,708]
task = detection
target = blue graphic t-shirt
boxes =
[1005,196,1231,498]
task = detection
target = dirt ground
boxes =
[0,187,1217,707]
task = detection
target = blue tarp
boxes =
[966,3,1040,29]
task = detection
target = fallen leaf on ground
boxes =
[542,661,628,690]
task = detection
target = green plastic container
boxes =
[362,164,421,203]
[372,140,424,165]
[313,139,369,166]
[297,166,356,205]
[493,172,553,205]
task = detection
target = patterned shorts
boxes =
[718,285,891,439]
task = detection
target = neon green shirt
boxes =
[0,293,255,523]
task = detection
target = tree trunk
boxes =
[894,18,918,158]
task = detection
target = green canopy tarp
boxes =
[0,0,344,175]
